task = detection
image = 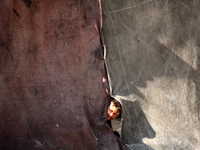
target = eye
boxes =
[109,109,113,112]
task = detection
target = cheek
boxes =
[107,110,110,115]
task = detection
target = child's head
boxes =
[107,98,122,120]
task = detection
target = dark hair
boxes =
[111,98,122,113]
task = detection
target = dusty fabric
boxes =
[0,0,129,149]
[102,0,200,149]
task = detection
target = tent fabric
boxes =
[102,0,200,149]
[0,0,129,149]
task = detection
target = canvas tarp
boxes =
[102,0,200,149]
[0,0,129,149]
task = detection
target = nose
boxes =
[110,113,114,117]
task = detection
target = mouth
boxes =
[107,115,111,120]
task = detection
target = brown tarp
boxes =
[0,0,129,149]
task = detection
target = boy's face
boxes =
[107,102,120,120]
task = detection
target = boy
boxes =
[106,98,122,138]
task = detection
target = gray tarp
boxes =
[102,0,200,149]
[0,0,129,149]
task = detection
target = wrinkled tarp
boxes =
[102,0,200,149]
[0,0,129,149]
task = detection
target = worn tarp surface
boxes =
[0,0,129,149]
[102,0,200,149]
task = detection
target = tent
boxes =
[1,0,200,150]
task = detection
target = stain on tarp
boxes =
[0,40,5,69]
[23,0,32,8]
[1,40,5,47]
[91,48,103,64]
[1,133,10,149]
[13,9,20,17]
[80,0,84,7]
[28,44,39,54]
